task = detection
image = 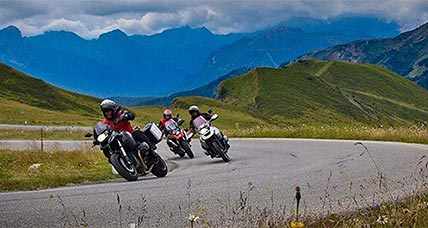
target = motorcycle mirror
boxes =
[178,119,185,126]
[208,108,213,114]
[176,114,180,118]
[84,133,93,138]
[211,114,218,121]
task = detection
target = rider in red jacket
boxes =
[159,109,180,132]
[100,104,134,133]
[99,99,153,158]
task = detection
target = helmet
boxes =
[188,105,200,112]
[163,109,173,120]
[188,105,200,117]
[100,99,119,119]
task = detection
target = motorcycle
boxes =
[190,113,231,162]
[164,116,194,159]
[86,122,168,181]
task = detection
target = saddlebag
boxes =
[141,123,163,144]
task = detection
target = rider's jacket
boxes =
[101,108,134,133]
[189,113,212,131]
[159,117,179,133]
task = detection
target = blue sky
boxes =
[1,0,428,38]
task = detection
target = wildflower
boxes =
[402,208,411,214]
[417,201,428,209]
[352,218,360,224]
[376,215,389,225]
[188,214,199,222]
[290,221,305,228]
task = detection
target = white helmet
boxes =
[100,99,119,118]
[188,105,200,112]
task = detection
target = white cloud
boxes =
[0,0,427,39]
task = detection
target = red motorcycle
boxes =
[164,117,194,159]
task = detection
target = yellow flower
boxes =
[290,221,305,228]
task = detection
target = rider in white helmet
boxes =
[187,105,213,133]
[187,105,229,148]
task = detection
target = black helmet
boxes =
[100,99,119,118]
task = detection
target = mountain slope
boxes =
[303,22,428,89]
[197,17,399,85]
[217,60,428,126]
[0,62,100,125]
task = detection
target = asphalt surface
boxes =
[0,139,427,227]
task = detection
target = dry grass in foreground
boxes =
[0,149,116,191]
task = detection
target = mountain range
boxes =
[303,21,428,90]
[0,16,399,97]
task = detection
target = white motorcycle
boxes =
[190,113,231,162]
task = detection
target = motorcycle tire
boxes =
[212,141,231,162]
[151,153,168,177]
[180,140,194,159]
[178,151,186,158]
[110,154,138,181]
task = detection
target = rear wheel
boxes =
[110,154,138,181]
[180,140,194,159]
[151,154,168,177]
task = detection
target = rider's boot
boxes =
[138,142,157,169]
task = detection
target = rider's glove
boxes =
[122,112,135,121]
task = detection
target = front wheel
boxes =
[110,154,138,181]
[212,141,231,162]
[151,154,168,177]
[180,140,194,159]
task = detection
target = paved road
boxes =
[0,139,427,227]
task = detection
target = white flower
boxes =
[188,214,199,222]
[376,215,389,224]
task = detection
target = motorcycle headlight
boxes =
[97,131,109,143]
[200,128,210,136]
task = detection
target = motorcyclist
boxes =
[158,109,179,132]
[187,105,229,148]
[99,99,153,160]
[187,105,212,133]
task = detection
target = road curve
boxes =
[0,139,427,227]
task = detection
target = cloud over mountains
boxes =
[0,0,427,38]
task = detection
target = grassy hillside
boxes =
[304,22,428,89]
[218,60,428,126]
[0,62,101,125]
[130,96,269,131]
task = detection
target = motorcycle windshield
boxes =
[192,116,208,130]
[165,119,179,132]
[94,122,109,136]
